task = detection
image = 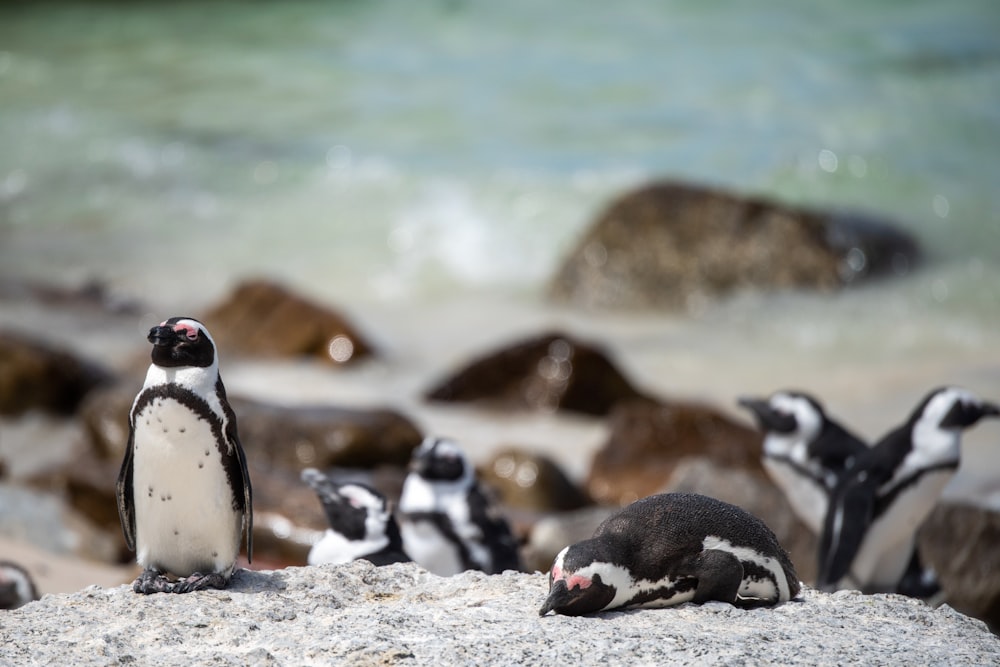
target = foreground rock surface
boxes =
[3,562,997,666]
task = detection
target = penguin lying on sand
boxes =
[116,317,253,594]
[398,436,522,576]
[818,386,999,593]
[539,492,800,616]
[301,468,410,566]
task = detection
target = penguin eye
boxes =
[174,324,199,341]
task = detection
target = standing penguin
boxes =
[301,468,410,566]
[539,492,800,616]
[739,391,867,534]
[398,436,522,576]
[116,317,252,594]
[817,387,999,593]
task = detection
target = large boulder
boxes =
[3,563,999,666]
[481,447,592,513]
[0,331,113,416]
[919,502,1000,633]
[200,279,375,365]
[549,181,921,310]
[586,397,762,505]
[424,331,648,416]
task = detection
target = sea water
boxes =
[1,0,999,503]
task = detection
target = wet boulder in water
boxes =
[201,279,375,365]
[480,447,592,512]
[0,331,113,416]
[586,397,763,506]
[549,181,921,310]
[918,502,1000,633]
[424,331,648,416]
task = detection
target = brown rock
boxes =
[78,382,138,462]
[0,331,113,416]
[233,398,423,470]
[424,331,648,416]
[549,181,921,310]
[586,397,762,505]
[200,279,375,365]
[661,457,817,584]
[919,502,1000,633]
[480,447,591,512]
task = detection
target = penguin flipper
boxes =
[233,430,253,564]
[809,421,869,474]
[818,476,878,588]
[692,549,743,605]
[467,484,522,573]
[115,428,137,552]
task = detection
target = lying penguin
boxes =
[540,492,800,616]
[301,468,410,566]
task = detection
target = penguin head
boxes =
[301,469,392,541]
[738,391,824,441]
[917,387,1000,430]
[538,543,617,617]
[409,436,473,485]
[0,561,39,610]
[147,317,217,369]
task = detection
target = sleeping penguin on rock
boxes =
[539,492,800,616]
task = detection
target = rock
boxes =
[586,397,762,505]
[2,562,998,665]
[200,279,375,364]
[480,447,592,513]
[919,502,1000,633]
[0,331,113,416]
[549,181,921,310]
[424,330,648,416]
[77,382,137,462]
[661,457,818,584]
[232,398,422,470]
[0,277,141,314]
[0,484,119,563]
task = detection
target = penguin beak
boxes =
[147,325,179,347]
[538,578,572,617]
[738,397,797,433]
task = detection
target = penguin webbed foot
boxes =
[172,571,230,594]
[133,569,176,595]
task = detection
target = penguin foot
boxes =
[172,571,230,594]
[133,569,175,595]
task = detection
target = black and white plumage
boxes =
[397,436,522,576]
[301,468,410,566]
[739,391,868,535]
[0,561,39,610]
[818,387,999,593]
[116,317,252,594]
[539,493,800,616]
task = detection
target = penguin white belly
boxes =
[132,398,240,577]
[400,521,464,576]
[308,530,387,566]
[763,458,827,534]
[848,469,953,589]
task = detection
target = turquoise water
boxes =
[2,0,999,303]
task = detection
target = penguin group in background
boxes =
[398,436,522,576]
[0,561,39,610]
[301,468,410,566]
[818,386,999,593]
[116,317,253,594]
[739,391,867,535]
[539,492,800,616]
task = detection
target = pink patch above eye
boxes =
[173,323,199,340]
[566,574,592,590]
